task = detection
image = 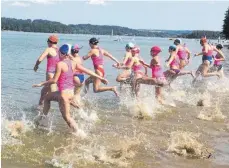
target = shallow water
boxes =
[1,31,229,168]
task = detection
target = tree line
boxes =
[1,17,224,39]
[180,30,221,39]
[1,17,168,37]
[223,7,229,39]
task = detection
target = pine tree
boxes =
[222,7,229,39]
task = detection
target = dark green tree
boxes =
[222,7,229,39]
[0,17,221,39]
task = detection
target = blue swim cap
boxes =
[126,42,134,49]
[59,44,72,55]
[169,45,176,51]
[174,38,182,45]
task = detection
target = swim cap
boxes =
[71,44,83,53]
[89,37,99,45]
[200,37,207,43]
[59,44,72,55]
[72,44,81,50]
[151,46,161,52]
[48,35,58,43]
[216,44,223,49]
[169,45,176,51]
[125,42,134,49]
[135,46,140,53]
[151,46,161,55]
[174,39,181,45]
[131,46,140,53]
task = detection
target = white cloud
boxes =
[30,0,55,5]
[10,1,30,7]
[7,0,60,7]
[87,0,105,5]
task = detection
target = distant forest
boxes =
[1,17,222,39]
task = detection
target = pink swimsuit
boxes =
[57,60,74,92]
[47,47,60,73]
[214,53,222,66]
[91,47,105,77]
[91,48,104,68]
[202,45,213,64]
[177,47,187,60]
[151,57,164,79]
[132,61,144,76]
[132,64,143,72]
[170,54,180,68]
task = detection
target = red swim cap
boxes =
[48,35,58,43]
[151,46,161,52]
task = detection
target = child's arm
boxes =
[82,50,93,60]
[34,48,49,72]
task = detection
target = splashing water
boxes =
[46,134,144,168]
[197,100,227,122]
[167,131,212,159]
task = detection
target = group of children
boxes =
[32,35,225,132]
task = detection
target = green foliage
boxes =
[1,17,221,39]
[182,30,221,39]
[222,7,229,39]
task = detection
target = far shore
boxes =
[2,30,224,41]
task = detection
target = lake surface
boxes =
[1,31,229,168]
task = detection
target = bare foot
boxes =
[112,86,119,97]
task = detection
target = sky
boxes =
[1,0,229,31]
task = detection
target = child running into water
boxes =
[193,38,222,83]
[164,45,194,84]
[32,44,108,132]
[136,46,167,103]
[33,35,59,106]
[115,43,135,83]
[173,39,191,69]
[210,44,225,77]
[116,47,147,95]
[70,44,85,107]
[83,38,120,96]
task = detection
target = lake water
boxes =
[1,31,229,168]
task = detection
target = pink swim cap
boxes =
[132,46,140,53]
[72,44,80,50]
[151,46,161,55]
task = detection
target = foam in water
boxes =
[33,112,54,133]
[2,113,33,145]
[46,135,143,168]
[72,128,87,139]
[129,101,154,119]
[76,108,99,123]
[167,131,212,159]
[197,100,227,121]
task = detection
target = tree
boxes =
[222,7,229,39]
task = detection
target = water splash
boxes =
[46,134,144,168]
[167,131,212,159]
[197,100,227,122]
